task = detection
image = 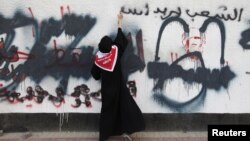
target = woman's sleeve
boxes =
[114,28,128,53]
[91,64,101,80]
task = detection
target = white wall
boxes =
[0,0,250,113]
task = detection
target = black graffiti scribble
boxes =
[71,84,92,108]
[239,28,250,49]
[90,90,101,102]
[6,91,23,103]
[0,12,39,87]
[0,12,97,93]
[25,86,36,101]
[0,38,33,62]
[0,12,39,48]
[148,16,235,111]
[155,17,226,65]
[34,85,49,104]
[121,31,146,81]
[0,40,34,79]
[71,84,90,97]
[148,52,235,111]
[47,87,65,108]
[127,80,137,97]
[40,14,96,45]
[148,53,235,90]
[71,96,91,108]
[0,12,145,96]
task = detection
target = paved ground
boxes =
[0,131,207,141]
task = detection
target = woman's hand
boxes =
[118,12,123,28]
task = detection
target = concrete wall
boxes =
[0,0,250,113]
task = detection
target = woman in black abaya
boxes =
[91,13,145,141]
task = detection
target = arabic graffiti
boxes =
[0,81,137,108]
[185,6,243,22]
[121,3,149,16]
[121,4,243,22]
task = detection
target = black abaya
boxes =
[91,28,145,141]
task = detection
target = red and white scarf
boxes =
[95,45,118,72]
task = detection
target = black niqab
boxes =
[91,28,145,141]
[98,36,113,53]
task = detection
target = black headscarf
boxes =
[98,36,113,53]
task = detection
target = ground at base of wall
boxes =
[0,131,206,141]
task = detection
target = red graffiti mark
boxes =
[52,99,65,108]
[28,7,35,37]
[85,101,92,108]
[67,5,70,14]
[0,39,4,49]
[53,39,57,50]
[71,98,82,108]
[0,89,8,97]
[175,53,178,60]
[8,53,19,62]
[136,30,145,71]
[11,64,14,71]
[0,83,3,87]
[16,51,33,59]
[185,40,190,53]
[52,39,65,60]
[26,104,32,108]
[60,6,64,18]
[182,28,206,59]
[171,52,173,63]
[7,97,20,104]
[12,73,26,82]
[1,51,34,62]
[28,7,34,18]
[194,36,201,39]
[10,51,32,62]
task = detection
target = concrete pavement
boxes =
[0,131,207,141]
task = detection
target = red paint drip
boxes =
[11,64,14,71]
[186,40,190,53]
[67,5,70,14]
[15,51,33,60]
[53,39,57,50]
[28,7,34,18]
[53,101,63,108]
[136,30,145,70]
[0,40,4,49]
[9,53,19,62]
[28,7,35,37]
[71,104,79,108]
[175,53,178,60]
[171,52,173,63]
[60,6,64,18]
